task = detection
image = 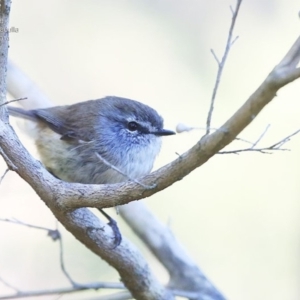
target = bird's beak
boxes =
[153,128,176,136]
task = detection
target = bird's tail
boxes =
[8,106,41,139]
[8,106,38,122]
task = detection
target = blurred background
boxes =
[0,1,300,299]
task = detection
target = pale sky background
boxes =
[1,1,300,300]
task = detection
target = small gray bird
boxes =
[8,96,175,246]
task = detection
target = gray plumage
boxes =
[9,96,175,184]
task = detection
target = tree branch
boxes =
[0,282,126,300]
[206,0,242,135]
[219,128,300,154]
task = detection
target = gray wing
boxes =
[30,100,102,141]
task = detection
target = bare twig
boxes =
[0,97,27,108]
[219,148,288,154]
[268,128,300,149]
[57,223,79,287]
[230,35,239,46]
[206,0,243,135]
[0,277,19,292]
[0,168,9,185]
[177,123,253,145]
[177,123,300,156]
[0,282,126,300]
[95,153,155,189]
[0,283,206,300]
[219,128,300,154]
[89,291,132,300]
[251,124,270,148]
[210,49,220,65]
[0,218,79,286]
[0,218,58,238]
[0,220,126,298]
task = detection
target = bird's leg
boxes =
[48,171,122,248]
[98,208,122,248]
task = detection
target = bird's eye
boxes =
[127,121,138,131]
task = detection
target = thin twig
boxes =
[219,128,300,154]
[57,222,80,287]
[251,124,270,148]
[0,217,54,233]
[95,153,155,189]
[0,217,61,242]
[0,168,9,185]
[210,49,220,66]
[268,128,300,149]
[219,148,288,154]
[230,35,239,46]
[87,291,132,300]
[0,277,19,292]
[176,123,254,145]
[0,219,124,296]
[206,0,243,135]
[0,97,27,108]
[0,283,205,300]
[0,282,126,300]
